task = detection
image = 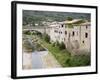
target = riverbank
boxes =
[22,51,61,69]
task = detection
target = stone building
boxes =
[45,19,91,52]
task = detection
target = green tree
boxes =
[44,33,50,43]
[67,17,73,21]
[59,42,66,50]
[56,41,60,47]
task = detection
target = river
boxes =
[32,51,44,69]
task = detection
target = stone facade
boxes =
[45,19,91,52]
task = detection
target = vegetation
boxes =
[55,41,60,46]
[22,10,91,67]
[35,43,46,51]
[59,42,66,50]
[67,24,74,28]
[32,31,42,37]
[52,41,66,50]
[23,31,46,52]
[34,34,90,67]
[23,10,90,26]
[23,40,34,52]
[52,42,56,47]
[23,30,90,67]
[43,33,50,43]
[73,19,86,25]
[23,31,31,35]
[65,19,86,28]
[67,17,73,21]
[23,31,42,38]
[65,54,91,66]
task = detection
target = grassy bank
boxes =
[23,32,90,67]
[38,37,90,67]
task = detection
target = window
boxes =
[54,30,58,33]
[77,31,78,36]
[85,33,88,38]
[86,25,88,29]
[59,31,60,34]
[72,31,75,36]
[65,31,67,35]
[82,40,84,43]
[62,24,64,27]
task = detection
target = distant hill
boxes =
[23,10,90,26]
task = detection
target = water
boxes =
[26,36,48,69]
[32,51,44,69]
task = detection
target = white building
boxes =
[79,22,91,51]
[45,19,91,52]
[47,22,66,43]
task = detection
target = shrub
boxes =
[23,40,34,52]
[52,42,56,47]
[23,31,31,35]
[67,17,73,21]
[43,33,50,43]
[59,42,66,50]
[65,54,91,67]
[55,41,60,46]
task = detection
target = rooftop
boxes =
[63,19,82,24]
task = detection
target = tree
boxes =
[59,42,66,50]
[67,17,73,21]
[56,41,60,46]
[52,42,56,47]
[23,31,31,35]
[44,33,50,43]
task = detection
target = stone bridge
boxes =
[23,26,47,34]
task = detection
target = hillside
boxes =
[23,10,90,26]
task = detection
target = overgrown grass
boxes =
[65,54,91,67]
[39,39,71,67]
[23,40,34,52]
[33,34,91,67]
[41,38,90,67]
[65,24,73,28]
